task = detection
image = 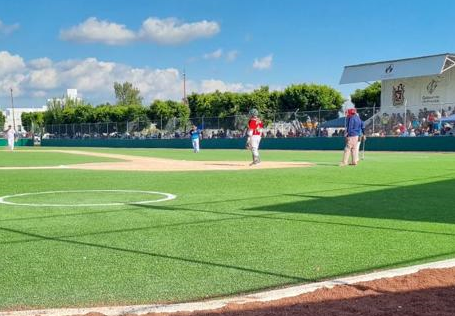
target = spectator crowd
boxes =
[368,107,455,137]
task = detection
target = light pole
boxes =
[404,98,407,132]
[10,88,16,130]
[182,69,188,105]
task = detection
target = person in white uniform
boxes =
[4,125,16,151]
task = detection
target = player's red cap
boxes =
[346,108,357,117]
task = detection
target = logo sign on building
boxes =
[422,78,441,104]
[385,64,394,74]
[426,79,438,94]
[392,83,405,106]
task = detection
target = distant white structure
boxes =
[47,89,82,107]
[2,106,47,131]
[66,89,78,100]
[340,53,455,114]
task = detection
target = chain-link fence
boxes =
[41,109,342,140]
[31,104,455,140]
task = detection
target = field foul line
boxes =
[2,258,455,316]
[0,166,69,170]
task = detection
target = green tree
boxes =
[73,105,95,123]
[350,81,381,120]
[114,82,143,106]
[1,111,6,130]
[93,104,131,122]
[21,111,44,134]
[43,98,64,125]
[32,112,44,128]
[122,104,148,122]
[21,112,33,130]
[149,100,189,120]
[280,84,344,112]
[148,100,190,131]
[350,81,381,109]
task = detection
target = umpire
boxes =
[340,108,365,166]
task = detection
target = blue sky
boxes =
[1,0,455,108]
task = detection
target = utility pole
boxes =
[10,88,16,130]
[182,69,187,105]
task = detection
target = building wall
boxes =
[2,106,47,130]
[381,66,455,114]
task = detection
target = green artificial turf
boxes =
[0,150,120,167]
[1,148,455,310]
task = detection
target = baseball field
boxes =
[1,147,455,311]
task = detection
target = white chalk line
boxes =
[0,165,69,170]
[1,258,454,316]
[0,190,176,207]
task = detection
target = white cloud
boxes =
[59,58,117,91]
[29,68,59,89]
[253,54,273,70]
[0,50,255,103]
[29,58,53,69]
[0,73,26,97]
[226,50,238,62]
[139,17,220,45]
[60,17,136,45]
[200,79,255,93]
[60,17,220,46]
[0,51,25,76]
[32,90,47,98]
[0,19,19,35]
[203,49,223,60]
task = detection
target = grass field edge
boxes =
[3,258,455,316]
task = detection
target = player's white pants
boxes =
[250,135,261,161]
[192,138,200,153]
[342,136,359,165]
[356,140,361,163]
[7,138,14,151]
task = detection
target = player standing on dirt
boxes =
[189,125,201,153]
[246,109,264,165]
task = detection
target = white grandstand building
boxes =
[340,53,455,114]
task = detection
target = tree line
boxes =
[0,112,5,129]
[21,81,349,130]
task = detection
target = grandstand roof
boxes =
[340,53,455,84]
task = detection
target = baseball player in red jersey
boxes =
[246,109,264,165]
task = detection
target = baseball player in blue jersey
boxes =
[189,125,202,153]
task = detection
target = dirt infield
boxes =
[9,150,314,171]
[137,267,455,316]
